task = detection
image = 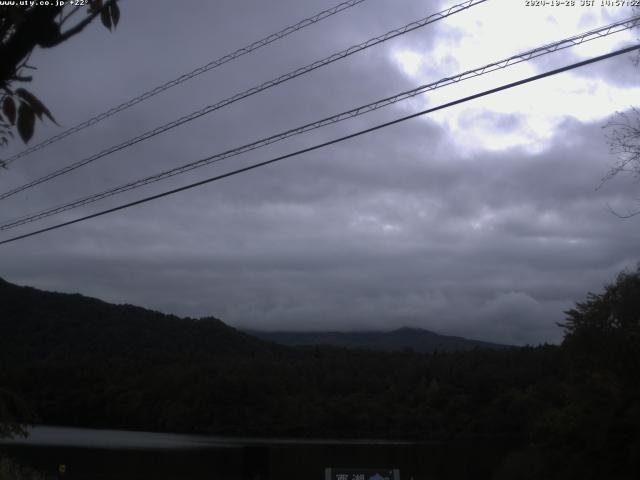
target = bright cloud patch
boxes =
[389,0,640,154]
[393,50,424,77]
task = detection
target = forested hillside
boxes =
[1,268,639,479]
[0,277,270,359]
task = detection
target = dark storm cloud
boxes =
[1,0,638,345]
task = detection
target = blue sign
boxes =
[325,468,400,480]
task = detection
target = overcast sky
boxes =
[1,0,639,345]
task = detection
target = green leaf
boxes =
[17,102,35,143]
[100,6,112,30]
[111,2,120,28]
[2,97,16,125]
[15,88,57,125]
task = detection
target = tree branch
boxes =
[607,203,640,219]
[59,4,82,27]
[0,7,63,85]
[53,0,118,46]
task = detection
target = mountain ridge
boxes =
[1,276,509,353]
[0,276,274,359]
[246,326,510,353]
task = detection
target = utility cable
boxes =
[0,43,637,246]
[0,0,487,200]
[1,16,638,231]
[0,0,369,166]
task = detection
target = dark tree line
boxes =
[0,266,639,478]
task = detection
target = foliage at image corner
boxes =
[0,0,120,150]
[529,264,640,477]
[0,388,33,441]
[0,456,44,480]
[561,263,640,346]
[0,389,40,480]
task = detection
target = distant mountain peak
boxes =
[246,327,510,353]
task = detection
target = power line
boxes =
[0,0,369,167]
[1,44,637,247]
[0,0,487,201]
[2,16,638,231]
